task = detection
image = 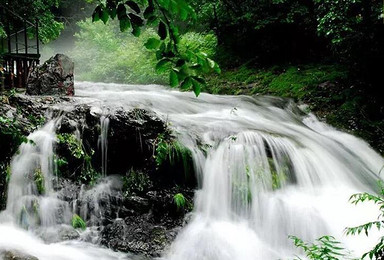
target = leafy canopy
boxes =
[91,0,220,96]
[0,0,64,43]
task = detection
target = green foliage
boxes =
[57,133,98,185]
[73,19,166,84]
[5,164,11,184]
[154,134,192,172]
[122,169,152,196]
[0,24,6,38]
[53,155,68,176]
[27,115,45,130]
[57,133,84,159]
[345,182,384,259]
[0,115,28,146]
[267,65,347,99]
[289,235,348,260]
[173,193,186,210]
[0,0,64,44]
[205,64,347,98]
[71,214,86,230]
[34,168,45,194]
[91,0,220,96]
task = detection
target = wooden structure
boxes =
[0,3,40,89]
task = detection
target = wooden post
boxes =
[6,22,11,54]
[15,32,18,54]
[35,19,39,58]
[23,16,28,88]
[24,18,28,55]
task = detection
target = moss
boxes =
[205,63,347,99]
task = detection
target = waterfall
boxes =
[0,119,73,228]
[76,82,384,259]
[0,81,383,260]
[99,115,110,177]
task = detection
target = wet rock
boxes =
[0,250,39,260]
[27,54,74,96]
[55,179,81,202]
[100,217,173,257]
[37,225,80,243]
[124,196,150,213]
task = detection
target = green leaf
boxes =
[179,7,188,20]
[181,77,192,90]
[117,4,127,20]
[156,58,171,73]
[108,8,117,19]
[207,58,215,69]
[146,15,158,25]
[191,78,201,96]
[144,38,161,49]
[126,1,141,13]
[132,25,141,37]
[158,21,167,40]
[129,13,144,26]
[119,16,131,32]
[143,5,154,19]
[170,70,179,87]
[101,9,109,24]
[92,6,102,22]
[72,214,86,230]
[193,76,206,85]
[158,0,170,9]
[106,2,117,19]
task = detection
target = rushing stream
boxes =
[1,81,384,259]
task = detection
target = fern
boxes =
[72,214,86,230]
[345,181,384,259]
[290,235,348,260]
[173,193,187,210]
[154,134,192,175]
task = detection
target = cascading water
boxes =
[0,81,383,260]
[0,119,70,228]
[0,118,131,259]
[99,109,110,177]
[76,82,384,259]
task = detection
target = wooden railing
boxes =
[0,3,40,89]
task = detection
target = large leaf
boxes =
[119,16,131,32]
[144,38,161,50]
[129,13,144,26]
[126,1,141,13]
[144,5,155,19]
[101,9,110,24]
[117,4,127,20]
[132,25,141,37]
[158,21,167,40]
[180,77,192,90]
[169,70,179,87]
[106,1,117,19]
[191,78,201,97]
[92,6,102,22]
[156,58,171,73]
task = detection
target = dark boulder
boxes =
[27,54,74,96]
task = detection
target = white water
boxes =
[99,114,110,177]
[1,81,384,259]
